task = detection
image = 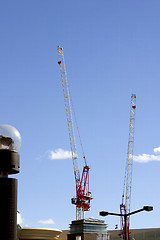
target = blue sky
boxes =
[0,0,160,231]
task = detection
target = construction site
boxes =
[17,46,159,239]
[0,45,158,240]
[56,46,155,240]
[0,0,160,239]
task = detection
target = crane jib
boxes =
[57,46,92,220]
[120,94,136,240]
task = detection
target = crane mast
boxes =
[57,46,92,220]
[120,94,136,240]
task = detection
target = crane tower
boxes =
[120,94,136,240]
[57,46,92,220]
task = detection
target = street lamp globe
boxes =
[0,124,21,151]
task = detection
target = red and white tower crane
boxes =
[57,46,92,220]
[120,94,136,240]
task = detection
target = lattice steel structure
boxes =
[120,94,136,240]
[57,46,92,220]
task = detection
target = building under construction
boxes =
[67,218,109,240]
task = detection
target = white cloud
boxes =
[48,148,77,160]
[38,219,55,225]
[134,154,160,163]
[154,146,160,154]
[134,146,160,163]
[17,211,23,225]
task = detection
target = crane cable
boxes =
[68,83,87,165]
[122,158,128,205]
